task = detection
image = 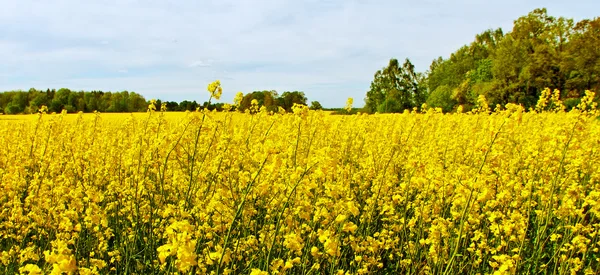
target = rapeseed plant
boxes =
[0,84,599,274]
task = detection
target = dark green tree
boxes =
[426,85,457,112]
[365,58,424,113]
[309,101,323,110]
[277,91,307,112]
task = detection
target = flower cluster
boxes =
[207,80,223,100]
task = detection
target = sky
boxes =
[1,0,599,107]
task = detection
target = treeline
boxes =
[0,88,149,114]
[0,87,314,114]
[237,90,308,112]
[161,91,310,113]
[0,88,224,114]
[365,8,600,113]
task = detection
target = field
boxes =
[1,100,600,274]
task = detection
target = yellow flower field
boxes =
[1,89,600,274]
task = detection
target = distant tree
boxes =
[563,17,600,94]
[237,90,279,112]
[5,102,21,114]
[164,101,179,111]
[154,99,162,111]
[8,92,28,113]
[236,90,305,113]
[75,91,86,111]
[365,58,424,113]
[377,98,404,113]
[107,92,122,112]
[28,91,48,112]
[49,88,71,112]
[262,90,278,112]
[238,93,255,112]
[426,85,457,112]
[309,101,323,110]
[0,85,320,114]
[128,92,148,112]
[278,91,307,112]
[426,8,600,110]
[179,100,199,111]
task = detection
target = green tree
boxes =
[309,101,323,110]
[179,100,199,111]
[563,17,600,95]
[29,92,48,112]
[427,85,457,112]
[128,92,148,112]
[164,101,179,111]
[365,58,424,113]
[278,91,307,112]
[9,92,28,114]
[490,8,576,108]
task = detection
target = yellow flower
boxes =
[345,97,353,113]
[335,214,347,223]
[283,233,304,255]
[234,92,244,106]
[292,103,309,118]
[148,99,157,111]
[310,246,320,258]
[19,264,43,275]
[207,80,223,100]
[250,268,268,275]
[342,221,357,233]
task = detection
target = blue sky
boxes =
[1,0,599,107]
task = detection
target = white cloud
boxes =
[1,0,599,107]
[188,60,212,68]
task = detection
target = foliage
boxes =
[0,89,148,114]
[0,88,313,114]
[426,85,457,113]
[309,101,323,110]
[564,97,582,111]
[278,91,309,112]
[421,8,600,111]
[365,58,426,113]
[364,9,600,113]
[238,90,308,113]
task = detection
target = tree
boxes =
[425,28,504,110]
[129,92,148,112]
[278,91,307,112]
[48,88,71,112]
[28,90,48,113]
[179,100,199,111]
[427,85,456,112]
[489,8,576,108]
[164,101,179,111]
[365,58,424,113]
[309,101,323,110]
[0,89,157,113]
[402,59,428,107]
[563,17,600,95]
[9,92,28,113]
[420,9,600,110]
[364,69,387,113]
[5,102,21,114]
